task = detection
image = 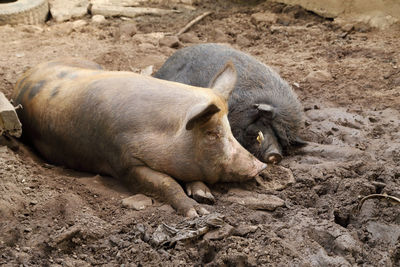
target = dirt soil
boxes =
[1,1,400,266]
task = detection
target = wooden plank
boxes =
[0,92,22,137]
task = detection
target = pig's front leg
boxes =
[127,166,209,217]
[186,181,215,205]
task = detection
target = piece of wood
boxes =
[91,5,181,18]
[0,92,22,137]
[177,11,212,36]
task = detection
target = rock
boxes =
[226,188,285,211]
[132,32,165,46]
[366,221,400,246]
[305,70,333,83]
[209,28,229,43]
[277,16,291,26]
[140,65,153,76]
[333,234,361,255]
[92,15,106,24]
[72,20,88,30]
[49,0,89,22]
[138,43,155,51]
[236,33,251,47]
[203,224,234,241]
[119,21,137,37]
[178,32,200,43]
[0,92,22,137]
[121,194,153,210]
[159,36,180,48]
[21,25,44,34]
[250,12,277,26]
[91,5,179,18]
[232,225,259,237]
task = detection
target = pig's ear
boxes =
[208,61,237,101]
[186,103,221,130]
[254,104,276,119]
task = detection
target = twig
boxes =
[358,193,400,211]
[177,11,212,36]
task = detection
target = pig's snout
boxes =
[260,133,282,164]
[222,139,268,183]
[250,160,268,177]
[263,151,282,164]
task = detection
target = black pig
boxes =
[154,43,306,163]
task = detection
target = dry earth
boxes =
[0,1,400,266]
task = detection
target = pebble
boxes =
[227,188,285,211]
[121,194,153,210]
[92,15,106,24]
[305,70,333,83]
[119,22,137,37]
[159,36,180,48]
[72,20,88,30]
[203,224,234,241]
[179,32,200,43]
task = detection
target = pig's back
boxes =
[13,61,210,174]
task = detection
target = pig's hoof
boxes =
[185,206,210,218]
[186,208,199,218]
[186,181,215,205]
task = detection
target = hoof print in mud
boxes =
[256,165,295,191]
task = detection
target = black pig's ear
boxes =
[254,104,276,119]
[186,103,221,130]
[208,61,237,101]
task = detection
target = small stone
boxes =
[138,43,155,51]
[232,225,259,237]
[227,188,285,211]
[305,70,333,83]
[132,32,165,46]
[210,28,229,43]
[250,12,277,26]
[92,15,106,24]
[72,20,88,29]
[21,25,44,33]
[49,0,89,22]
[179,32,200,43]
[333,234,361,254]
[341,23,354,32]
[159,36,180,48]
[140,65,153,76]
[121,194,153,210]
[203,224,234,241]
[276,16,291,26]
[119,22,137,37]
[236,33,251,47]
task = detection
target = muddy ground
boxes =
[1,1,400,266]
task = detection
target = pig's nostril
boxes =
[266,153,282,164]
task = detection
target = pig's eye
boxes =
[206,130,220,141]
